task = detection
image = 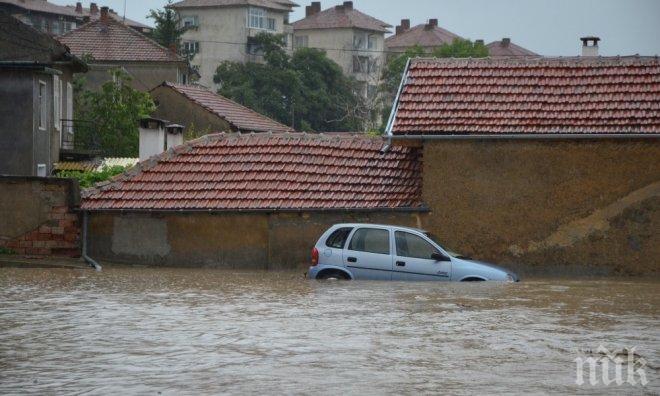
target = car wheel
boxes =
[317,270,350,281]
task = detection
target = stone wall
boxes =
[421,138,660,276]
[0,176,81,257]
[87,210,425,270]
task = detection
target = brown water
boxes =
[0,267,658,395]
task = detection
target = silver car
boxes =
[307,224,519,282]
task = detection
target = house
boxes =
[386,55,660,275]
[81,132,425,269]
[169,0,299,89]
[292,1,390,99]
[385,19,462,56]
[58,7,190,92]
[0,0,151,36]
[487,38,538,57]
[150,82,294,136]
[0,11,87,176]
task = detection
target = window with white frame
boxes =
[267,17,276,31]
[38,81,47,130]
[183,41,200,55]
[248,7,266,29]
[367,34,376,50]
[182,15,199,28]
[353,33,366,50]
[53,75,61,132]
[66,82,73,133]
[294,35,309,48]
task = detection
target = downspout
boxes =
[382,57,411,153]
[82,211,102,271]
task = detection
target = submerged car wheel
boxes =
[317,270,350,281]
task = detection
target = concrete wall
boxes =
[178,6,293,89]
[83,63,185,92]
[0,70,35,176]
[0,176,80,256]
[87,210,424,270]
[421,139,660,276]
[150,85,232,138]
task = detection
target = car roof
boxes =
[331,223,427,233]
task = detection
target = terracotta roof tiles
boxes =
[157,82,294,134]
[293,4,391,32]
[391,56,660,135]
[487,39,538,57]
[386,24,462,50]
[82,133,423,211]
[58,18,183,63]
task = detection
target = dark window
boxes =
[395,231,439,260]
[348,228,390,255]
[326,227,353,249]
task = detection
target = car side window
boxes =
[395,231,439,260]
[348,228,390,255]
[325,227,353,249]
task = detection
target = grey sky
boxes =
[49,0,660,56]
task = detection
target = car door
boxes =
[392,230,451,281]
[343,227,393,280]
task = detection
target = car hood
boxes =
[457,258,519,281]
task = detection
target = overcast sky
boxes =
[49,0,660,56]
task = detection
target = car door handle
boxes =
[347,257,357,263]
[396,261,406,267]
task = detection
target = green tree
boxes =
[147,0,186,53]
[379,39,489,130]
[214,32,363,132]
[75,69,155,157]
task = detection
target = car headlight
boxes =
[506,274,516,283]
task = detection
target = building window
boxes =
[353,33,366,50]
[183,41,200,55]
[53,75,61,132]
[368,34,376,50]
[246,37,263,56]
[66,82,73,133]
[63,21,76,33]
[353,56,378,74]
[267,17,276,31]
[294,35,308,48]
[248,7,266,29]
[38,81,47,130]
[182,15,199,28]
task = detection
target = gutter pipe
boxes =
[82,211,102,271]
[382,57,411,153]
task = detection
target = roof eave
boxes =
[389,133,660,140]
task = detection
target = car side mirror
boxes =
[431,252,450,262]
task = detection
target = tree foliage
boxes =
[214,33,363,132]
[147,0,186,52]
[57,166,128,188]
[75,69,155,157]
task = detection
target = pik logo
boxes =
[575,345,649,386]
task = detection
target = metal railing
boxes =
[60,119,102,155]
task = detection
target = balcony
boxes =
[59,119,103,161]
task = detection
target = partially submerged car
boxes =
[307,224,519,282]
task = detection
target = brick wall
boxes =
[0,176,81,257]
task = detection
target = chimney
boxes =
[306,1,320,16]
[343,1,353,9]
[501,37,511,47]
[425,18,438,30]
[335,5,344,12]
[100,6,109,22]
[75,2,82,13]
[401,19,410,31]
[139,118,167,161]
[395,25,403,35]
[165,124,185,150]
[475,39,484,46]
[581,36,600,57]
[90,2,98,15]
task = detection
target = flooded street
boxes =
[0,267,658,395]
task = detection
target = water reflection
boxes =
[1,267,658,394]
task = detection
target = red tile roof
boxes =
[487,39,537,57]
[58,18,183,63]
[81,133,424,211]
[390,56,660,135]
[63,5,151,30]
[385,24,462,50]
[0,0,80,17]
[293,4,391,32]
[170,0,298,11]
[155,82,294,134]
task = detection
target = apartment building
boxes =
[292,1,390,99]
[170,0,298,89]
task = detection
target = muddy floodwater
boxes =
[0,267,658,395]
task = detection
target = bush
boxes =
[58,166,127,188]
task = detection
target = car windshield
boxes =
[424,232,470,259]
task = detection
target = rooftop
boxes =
[487,38,538,57]
[58,13,183,63]
[169,0,298,11]
[390,56,660,135]
[0,0,80,17]
[293,1,391,33]
[81,133,423,211]
[154,82,294,134]
[386,20,462,50]
[64,3,151,30]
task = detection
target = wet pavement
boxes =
[0,267,658,395]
